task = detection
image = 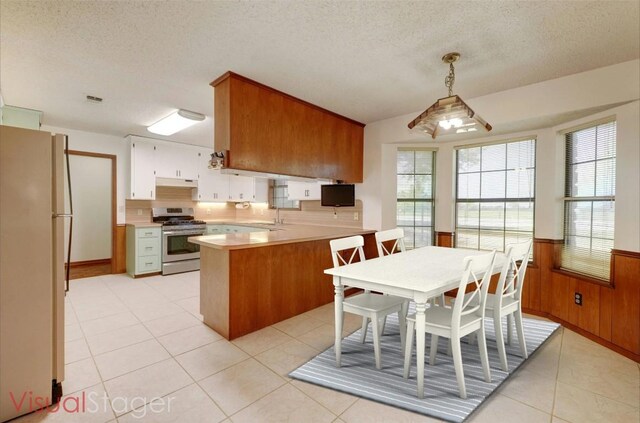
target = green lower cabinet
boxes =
[126,226,162,276]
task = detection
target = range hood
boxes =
[155,177,198,188]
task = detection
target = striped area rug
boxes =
[290,311,560,422]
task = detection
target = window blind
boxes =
[561,120,616,280]
[397,149,435,249]
[455,139,535,252]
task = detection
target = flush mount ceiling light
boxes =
[408,52,492,139]
[147,109,205,136]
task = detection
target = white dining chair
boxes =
[481,239,533,371]
[375,228,446,307]
[403,251,496,399]
[330,235,407,369]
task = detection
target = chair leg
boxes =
[440,294,447,307]
[467,332,477,345]
[398,309,407,352]
[379,317,386,336]
[477,327,492,383]
[403,320,415,379]
[360,316,369,343]
[494,314,508,372]
[371,316,382,369]
[514,309,528,359]
[507,314,514,345]
[446,339,452,356]
[451,338,467,399]
[429,334,439,365]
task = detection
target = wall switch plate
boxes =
[137,209,142,216]
[353,212,359,221]
[574,292,583,306]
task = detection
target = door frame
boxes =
[66,150,118,274]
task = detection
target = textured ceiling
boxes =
[1,1,639,146]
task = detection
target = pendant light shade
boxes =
[408,53,492,139]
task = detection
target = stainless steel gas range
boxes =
[152,207,206,275]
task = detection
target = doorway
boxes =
[65,150,117,279]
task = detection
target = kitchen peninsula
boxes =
[189,224,375,339]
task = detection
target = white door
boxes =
[155,141,180,178]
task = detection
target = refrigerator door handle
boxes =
[52,213,73,218]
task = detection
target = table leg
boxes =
[334,280,344,367]
[415,301,427,399]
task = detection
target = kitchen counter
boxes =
[195,223,378,340]
[125,222,162,228]
[190,224,373,250]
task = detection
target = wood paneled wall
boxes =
[435,232,454,248]
[522,240,639,362]
[114,225,127,274]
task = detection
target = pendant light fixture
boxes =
[408,52,492,139]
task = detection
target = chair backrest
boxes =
[495,239,533,308]
[329,235,366,268]
[452,251,497,326]
[374,228,406,257]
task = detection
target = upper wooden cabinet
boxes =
[211,72,364,183]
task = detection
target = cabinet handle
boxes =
[145,262,153,266]
[144,232,152,236]
[240,193,243,199]
[150,190,153,198]
[199,194,201,199]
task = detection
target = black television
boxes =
[321,184,355,207]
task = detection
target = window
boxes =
[397,149,435,249]
[270,180,299,209]
[455,139,535,252]
[561,120,616,280]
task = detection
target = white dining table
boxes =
[324,246,506,398]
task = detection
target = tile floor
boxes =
[16,271,640,423]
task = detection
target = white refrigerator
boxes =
[0,125,68,421]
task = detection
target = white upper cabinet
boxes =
[155,141,198,180]
[253,178,269,202]
[193,148,229,202]
[287,181,326,200]
[128,136,156,200]
[228,175,254,201]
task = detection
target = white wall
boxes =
[362,60,640,252]
[41,125,128,224]
[64,155,112,261]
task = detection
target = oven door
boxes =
[162,230,203,263]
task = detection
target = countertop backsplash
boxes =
[125,186,363,228]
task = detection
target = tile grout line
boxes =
[103,273,230,421]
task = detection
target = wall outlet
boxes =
[206,209,211,215]
[333,212,338,219]
[137,209,142,216]
[353,212,359,221]
[574,292,583,306]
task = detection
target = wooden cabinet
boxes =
[128,136,156,200]
[212,72,364,182]
[287,181,326,200]
[126,226,161,276]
